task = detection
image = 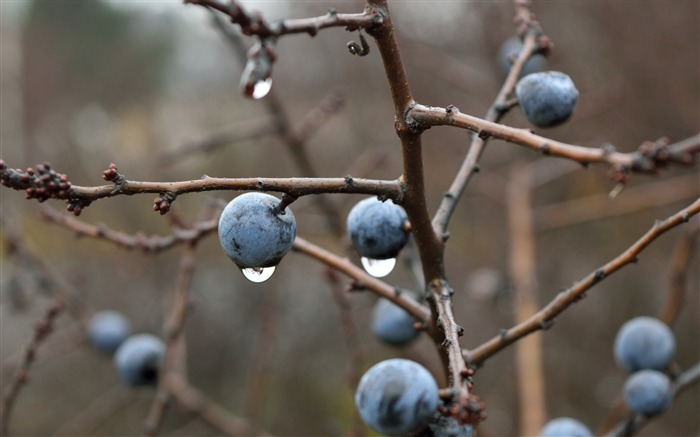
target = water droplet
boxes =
[361,257,396,278]
[251,78,272,100]
[241,266,276,283]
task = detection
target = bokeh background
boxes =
[1,1,698,436]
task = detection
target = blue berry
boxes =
[114,334,165,387]
[218,193,297,268]
[347,197,408,260]
[540,417,593,437]
[355,358,439,436]
[498,37,547,78]
[515,71,578,128]
[613,316,676,373]
[371,297,420,346]
[623,370,672,416]
[87,310,131,353]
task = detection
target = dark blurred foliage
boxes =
[1,1,698,436]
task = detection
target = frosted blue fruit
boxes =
[87,310,131,353]
[540,417,593,437]
[114,334,165,387]
[347,197,408,260]
[498,36,547,78]
[623,370,672,416]
[371,297,420,346]
[355,358,439,436]
[218,192,297,268]
[613,316,676,373]
[515,71,578,128]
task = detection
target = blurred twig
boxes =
[40,206,218,253]
[167,374,273,437]
[466,196,700,366]
[658,224,699,326]
[534,174,699,231]
[0,297,66,435]
[51,385,134,437]
[506,165,546,436]
[145,243,197,436]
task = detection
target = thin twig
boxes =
[40,206,218,253]
[167,374,273,437]
[144,243,197,436]
[506,165,546,436]
[658,225,699,326]
[1,297,66,435]
[466,196,700,366]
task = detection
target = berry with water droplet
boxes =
[347,197,408,260]
[218,192,297,271]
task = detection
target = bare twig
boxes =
[144,243,197,436]
[658,225,699,326]
[293,236,430,322]
[466,196,700,366]
[1,297,66,435]
[187,0,381,38]
[40,206,218,253]
[506,165,546,436]
[534,174,699,231]
[407,108,699,175]
[0,160,402,215]
[167,374,273,437]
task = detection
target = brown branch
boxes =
[0,160,402,214]
[432,29,542,236]
[144,243,197,436]
[658,225,699,326]
[1,297,66,435]
[39,206,218,253]
[159,116,282,164]
[506,165,546,436]
[292,236,429,322]
[466,196,700,366]
[408,108,698,175]
[187,0,381,39]
[534,174,699,231]
[167,374,272,437]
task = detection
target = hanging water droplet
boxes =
[361,257,396,278]
[241,266,276,283]
[251,78,273,100]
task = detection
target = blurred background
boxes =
[1,1,698,435]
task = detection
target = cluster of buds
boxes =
[0,160,72,203]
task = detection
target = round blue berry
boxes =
[347,197,408,260]
[218,192,297,268]
[355,358,439,436]
[540,417,593,437]
[613,316,676,373]
[498,37,547,78]
[515,71,578,128]
[114,334,165,387]
[623,370,672,416]
[87,310,131,354]
[371,297,420,346]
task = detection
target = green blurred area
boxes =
[1,1,698,436]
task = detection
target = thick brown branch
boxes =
[466,196,700,366]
